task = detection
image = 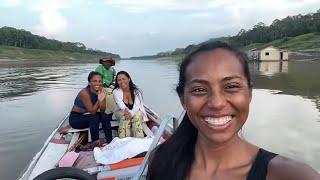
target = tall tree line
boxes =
[228,9,320,46]
[0,26,120,58]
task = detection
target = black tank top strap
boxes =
[247,148,278,180]
[124,102,134,110]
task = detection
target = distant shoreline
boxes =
[1,47,319,62]
[0,45,120,62]
[126,50,320,61]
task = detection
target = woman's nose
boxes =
[207,90,226,109]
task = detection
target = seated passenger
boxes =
[69,71,112,144]
[113,71,148,138]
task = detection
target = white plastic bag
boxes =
[93,137,154,164]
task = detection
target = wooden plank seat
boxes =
[66,120,119,142]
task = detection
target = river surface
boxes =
[0,59,319,179]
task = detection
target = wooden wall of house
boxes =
[260,47,280,61]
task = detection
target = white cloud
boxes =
[104,0,172,13]
[87,0,93,6]
[0,0,21,7]
[96,35,116,42]
[31,0,70,37]
[187,12,213,18]
[220,0,320,28]
[96,35,108,41]
[127,6,146,13]
[104,0,211,13]
[207,0,232,9]
[103,0,319,17]
[147,31,160,36]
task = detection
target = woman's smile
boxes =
[203,115,232,126]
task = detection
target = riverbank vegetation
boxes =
[243,32,320,51]
[0,45,110,61]
[0,26,120,60]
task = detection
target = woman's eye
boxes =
[225,84,241,90]
[191,88,206,94]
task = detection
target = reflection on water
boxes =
[250,61,288,76]
[0,59,319,179]
[250,61,320,112]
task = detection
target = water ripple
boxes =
[0,63,90,102]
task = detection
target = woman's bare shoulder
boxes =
[78,88,90,98]
[267,155,319,180]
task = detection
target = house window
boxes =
[265,52,269,56]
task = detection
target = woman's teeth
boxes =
[204,116,232,126]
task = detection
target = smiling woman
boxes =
[146,41,320,180]
[112,71,148,138]
[70,71,113,146]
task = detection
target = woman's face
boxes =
[89,75,103,92]
[180,48,252,145]
[117,74,130,90]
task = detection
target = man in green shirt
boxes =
[95,55,116,88]
[95,55,116,114]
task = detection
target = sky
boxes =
[0,0,319,57]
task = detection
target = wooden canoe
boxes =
[18,106,176,180]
